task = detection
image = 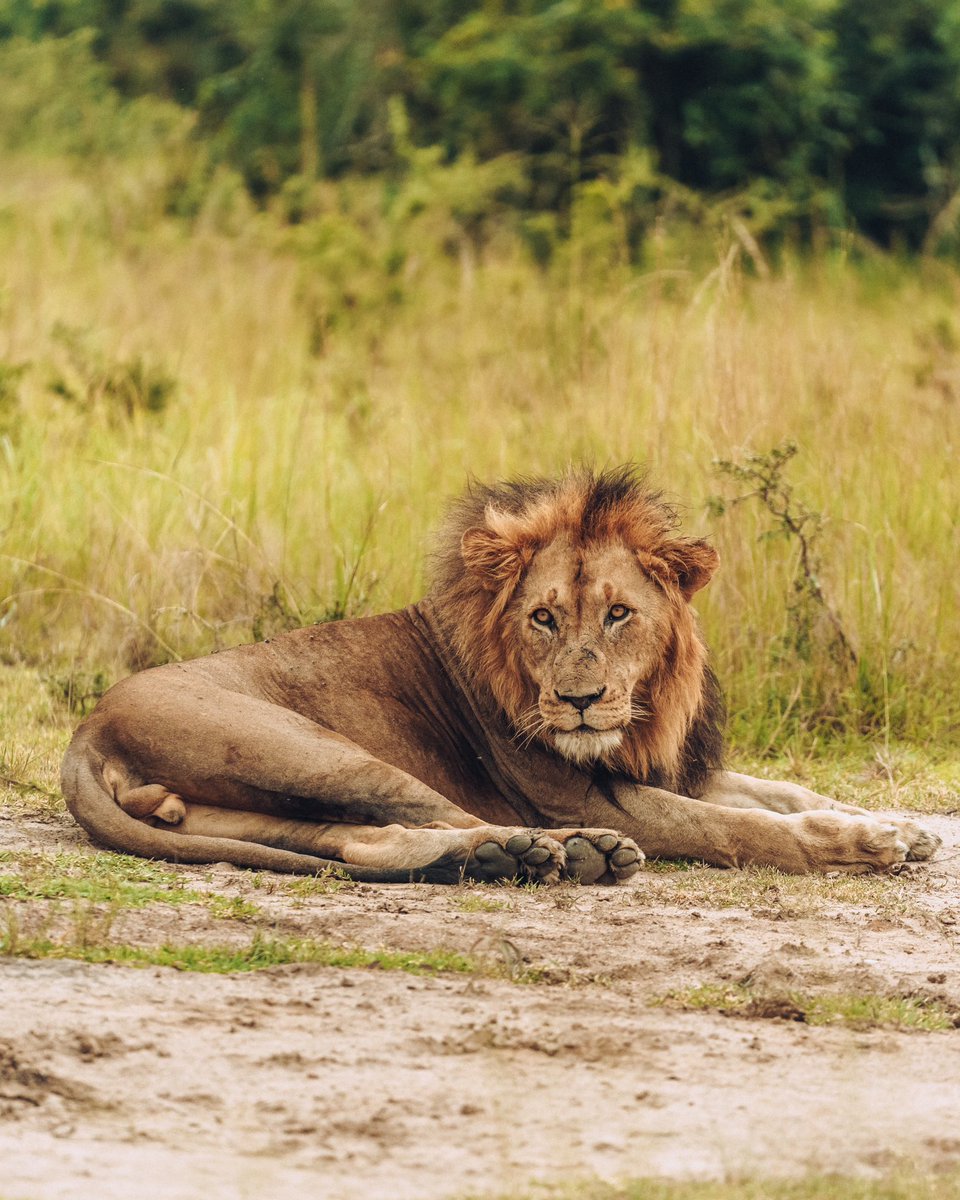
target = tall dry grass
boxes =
[0,158,957,751]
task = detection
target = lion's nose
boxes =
[555,687,606,713]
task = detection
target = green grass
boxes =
[0,667,71,816]
[455,893,512,913]
[0,849,262,919]
[0,924,542,980]
[283,868,358,897]
[735,750,960,816]
[658,984,960,1031]
[0,156,958,751]
[0,849,202,905]
[483,1174,960,1200]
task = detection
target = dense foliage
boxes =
[4,0,960,249]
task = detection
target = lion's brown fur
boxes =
[429,466,725,796]
[60,465,940,881]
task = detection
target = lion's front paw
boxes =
[797,811,911,874]
[890,819,942,862]
[560,830,644,885]
[470,830,566,884]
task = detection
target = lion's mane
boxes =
[429,465,725,797]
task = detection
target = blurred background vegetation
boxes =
[0,0,957,764]
[6,0,960,249]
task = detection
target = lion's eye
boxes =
[607,604,630,623]
[531,608,555,629]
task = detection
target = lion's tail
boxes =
[59,732,442,883]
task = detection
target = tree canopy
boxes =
[4,0,960,247]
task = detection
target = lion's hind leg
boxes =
[159,803,569,883]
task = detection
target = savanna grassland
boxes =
[1,148,958,753]
[1,6,960,1197]
[2,135,960,1200]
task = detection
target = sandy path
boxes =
[1,811,959,1199]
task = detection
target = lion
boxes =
[61,467,940,883]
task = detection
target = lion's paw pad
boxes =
[472,831,565,884]
[562,832,644,885]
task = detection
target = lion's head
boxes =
[431,466,724,794]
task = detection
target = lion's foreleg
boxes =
[697,770,863,815]
[696,771,941,863]
[586,782,932,874]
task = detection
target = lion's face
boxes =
[448,469,720,781]
[513,536,674,765]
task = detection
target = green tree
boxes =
[832,0,960,246]
[6,0,960,250]
[0,0,244,102]
[415,2,652,209]
[196,0,392,192]
[408,0,844,222]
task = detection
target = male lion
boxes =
[61,468,940,883]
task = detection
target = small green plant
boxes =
[710,442,857,670]
[707,442,892,744]
[43,668,111,717]
[455,892,510,913]
[68,898,120,948]
[251,581,303,642]
[0,906,24,956]
[284,866,357,896]
[205,894,262,921]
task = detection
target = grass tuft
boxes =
[0,924,544,980]
[283,867,358,897]
[633,863,920,920]
[657,983,960,1031]
[455,892,512,913]
[0,849,263,920]
[483,1171,960,1200]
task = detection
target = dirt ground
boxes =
[1,806,959,1200]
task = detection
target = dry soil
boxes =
[1,807,959,1200]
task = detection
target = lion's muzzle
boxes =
[554,686,606,713]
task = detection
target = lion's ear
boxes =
[460,526,528,591]
[666,538,719,598]
[642,539,719,599]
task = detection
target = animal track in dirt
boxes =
[0,1036,104,1118]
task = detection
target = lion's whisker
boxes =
[513,709,550,751]
[512,705,542,735]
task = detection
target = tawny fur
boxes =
[431,466,721,792]
[58,465,941,881]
